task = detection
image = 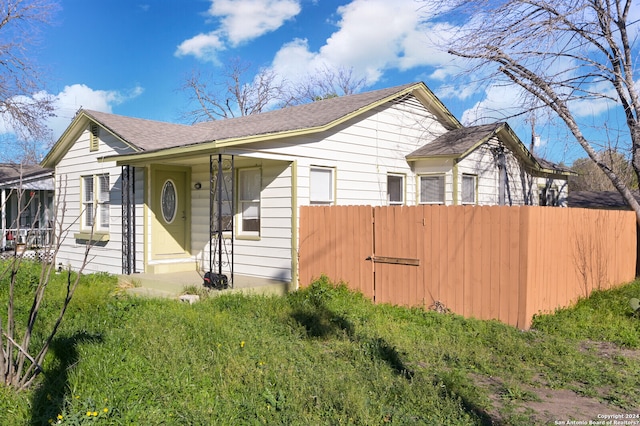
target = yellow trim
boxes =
[41,112,142,168]
[89,124,99,152]
[291,160,298,290]
[73,232,110,242]
[452,162,459,206]
[106,83,462,166]
[143,166,149,272]
[149,164,192,259]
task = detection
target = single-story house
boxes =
[41,81,570,286]
[0,164,54,251]
[568,190,640,210]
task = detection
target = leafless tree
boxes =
[429,0,640,222]
[0,0,57,146]
[182,58,288,122]
[287,65,366,104]
[571,149,638,191]
[182,60,367,123]
[0,176,96,390]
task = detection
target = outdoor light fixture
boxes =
[194,182,202,190]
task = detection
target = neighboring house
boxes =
[568,190,640,210]
[0,164,54,251]
[41,81,570,285]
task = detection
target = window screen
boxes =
[420,175,445,204]
[462,174,476,204]
[387,174,404,205]
[310,167,334,204]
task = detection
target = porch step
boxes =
[119,271,292,299]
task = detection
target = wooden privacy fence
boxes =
[298,205,637,329]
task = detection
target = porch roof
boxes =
[0,164,54,188]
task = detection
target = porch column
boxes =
[1,189,5,250]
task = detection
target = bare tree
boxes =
[0,0,57,145]
[430,0,640,222]
[182,58,288,122]
[287,65,366,104]
[571,149,638,191]
[0,177,96,390]
[182,60,367,123]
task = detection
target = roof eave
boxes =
[108,83,453,165]
[41,110,143,168]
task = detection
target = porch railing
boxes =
[3,227,54,250]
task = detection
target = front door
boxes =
[151,167,190,258]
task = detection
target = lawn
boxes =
[1,264,639,425]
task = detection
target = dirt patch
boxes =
[473,374,629,425]
[579,340,640,361]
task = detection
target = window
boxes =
[89,123,99,151]
[539,186,557,206]
[238,168,261,234]
[420,175,445,204]
[310,167,334,204]
[82,174,110,231]
[387,174,404,205]
[161,180,177,223]
[461,174,477,204]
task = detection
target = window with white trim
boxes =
[387,174,404,205]
[461,174,477,204]
[310,166,334,204]
[82,174,110,231]
[539,186,557,206]
[420,175,445,204]
[238,168,261,234]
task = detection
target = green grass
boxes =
[1,268,639,425]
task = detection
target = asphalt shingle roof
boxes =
[0,163,52,183]
[84,83,417,152]
[406,123,503,158]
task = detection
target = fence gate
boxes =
[369,206,423,306]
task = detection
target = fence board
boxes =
[298,205,637,328]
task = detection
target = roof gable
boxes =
[42,82,462,167]
[406,122,572,176]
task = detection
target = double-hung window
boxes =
[420,175,445,204]
[461,174,477,204]
[387,174,404,205]
[310,166,335,205]
[82,174,110,231]
[238,168,261,235]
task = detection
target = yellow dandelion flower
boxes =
[92,411,98,416]
[87,411,92,416]
[103,408,109,413]
[57,414,63,420]
[240,341,245,348]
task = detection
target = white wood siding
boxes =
[54,127,142,274]
[191,160,293,281]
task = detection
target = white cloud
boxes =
[270,0,461,88]
[49,84,144,139]
[461,84,527,126]
[209,0,301,46]
[176,0,300,60]
[175,32,225,61]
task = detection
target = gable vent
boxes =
[89,123,99,151]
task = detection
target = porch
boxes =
[119,271,293,299]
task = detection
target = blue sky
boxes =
[13,0,633,164]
